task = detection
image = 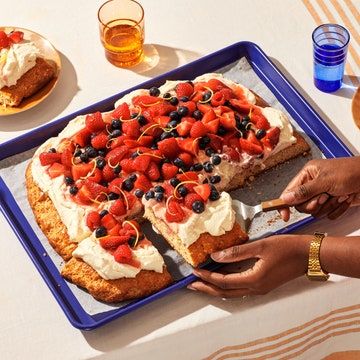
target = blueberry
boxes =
[242,115,250,122]
[180,96,189,102]
[169,97,179,106]
[211,154,221,165]
[111,129,122,138]
[96,158,106,170]
[122,179,134,191]
[217,126,227,136]
[111,119,121,129]
[203,162,214,173]
[69,186,78,195]
[192,200,205,213]
[74,149,82,157]
[160,131,172,140]
[199,136,210,149]
[205,148,215,157]
[145,190,155,200]
[193,110,203,120]
[95,226,107,238]
[131,151,139,159]
[48,148,56,153]
[202,178,209,184]
[131,113,138,119]
[168,119,179,128]
[86,146,97,158]
[128,235,137,247]
[114,165,121,174]
[134,189,144,198]
[100,180,108,187]
[99,210,109,218]
[209,186,220,201]
[177,185,188,197]
[151,143,158,150]
[210,175,221,184]
[97,150,106,158]
[80,152,89,162]
[149,86,160,97]
[177,106,189,117]
[163,92,171,99]
[193,163,203,171]
[108,192,120,200]
[137,115,147,126]
[155,192,164,202]
[256,129,266,139]
[128,174,137,182]
[169,111,180,121]
[173,158,185,168]
[170,177,180,187]
[65,176,74,185]
[202,91,212,102]
[170,129,179,138]
[154,185,164,193]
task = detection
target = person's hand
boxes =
[188,235,311,298]
[279,157,360,221]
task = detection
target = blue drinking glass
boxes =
[312,24,350,92]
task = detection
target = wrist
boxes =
[293,235,313,274]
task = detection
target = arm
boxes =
[188,235,360,298]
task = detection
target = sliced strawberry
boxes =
[229,99,252,113]
[0,31,9,49]
[133,154,151,172]
[109,199,127,216]
[108,178,123,193]
[219,88,234,100]
[262,127,281,149]
[60,149,73,168]
[196,103,212,114]
[123,219,140,232]
[223,146,240,161]
[178,152,193,167]
[108,223,121,236]
[86,211,101,231]
[165,200,186,223]
[179,101,196,114]
[72,128,92,148]
[91,133,108,149]
[134,174,152,191]
[137,135,153,147]
[100,235,129,249]
[208,134,223,152]
[202,108,217,123]
[157,137,180,159]
[176,119,194,137]
[48,163,67,178]
[120,158,134,173]
[177,171,199,182]
[132,95,163,107]
[106,146,128,165]
[239,138,263,155]
[194,184,211,201]
[39,152,62,166]
[175,82,194,98]
[145,103,176,118]
[220,111,236,130]
[211,91,226,107]
[163,182,174,197]
[101,213,118,229]
[153,115,171,128]
[8,31,24,44]
[177,138,199,156]
[82,179,108,200]
[85,112,105,132]
[190,121,208,138]
[206,78,229,91]
[184,193,203,209]
[112,102,130,119]
[102,164,116,182]
[71,162,94,181]
[57,139,75,153]
[161,163,179,180]
[122,120,141,138]
[110,136,126,149]
[203,118,219,134]
[146,161,160,181]
[251,112,270,130]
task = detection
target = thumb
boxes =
[211,242,256,263]
[280,179,325,205]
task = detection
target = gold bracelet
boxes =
[307,232,329,281]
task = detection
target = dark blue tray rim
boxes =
[0,41,353,330]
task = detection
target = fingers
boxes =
[294,194,329,215]
[327,195,354,220]
[279,208,290,222]
[187,281,251,298]
[211,242,257,263]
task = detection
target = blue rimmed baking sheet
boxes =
[0,42,353,330]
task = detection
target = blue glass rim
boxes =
[312,23,350,50]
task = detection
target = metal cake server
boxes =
[232,198,287,232]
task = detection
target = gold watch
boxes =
[307,232,329,281]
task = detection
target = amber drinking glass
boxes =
[98,0,144,67]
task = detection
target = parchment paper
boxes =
[0,57,324,315]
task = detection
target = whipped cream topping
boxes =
[73,236,164,280]
[0,41,39,89]
[145,192,235,248]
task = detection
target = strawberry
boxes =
[203,118,219,134]
[0,31,9,49]
[154,115,170,128]
[175,82,194,98]
[136,238,153,248]
[179,101,196,114]
[102,164,116,182]
[177,171,199,182]
[163,182,174,197]
[108,223,121,236]
[72,128,92,147]
[122,120,141,138]
[222,147,239,161]
[145,103,176,118]
[101,213,118,229]
[82,180,108,199]
[48,163,67,178]
[194,184,211,201]
[201,108,217,123]
[132,154,151,172]
[161,163,179,180]
[146,161,160,181]
[211,91,226,107]
[108,178,123,193]
[190,121,208,138]
[132,95,162,107]
[123,219,140,232]
[71,162,94,180]
[61,149,73,168]
[178,152,193,167]
[176,118,194,137]
[137,135,153,147]
[57,139,75,153]
[85,112,105,132]
[112,102,130,119]
[114,244,140,267]
[184,193,203,209]
[120,158,134,173]
[109,199,127,216]
[134,174,152,191]
[177,138,199,156]
[206,78,229,91]
[106,146,128,165]
[219,88,234,100]
[110,136,126,149]
[165,200,186,223]
[39,152,62,166]
[208,134,223,152]
[100,236,130,249]
[91,133,108,149]
[220,111,236,130]
[86,211,101,230]
[262,127,281,149]
[196,103,212,114]
[157,138,180,159]
[8,31,24,44]
[228,99,251,113]
[251,112,270,130]
[239,138,263,155]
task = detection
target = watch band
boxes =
[307,232,329,281]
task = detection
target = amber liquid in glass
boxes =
[102,19,144,67]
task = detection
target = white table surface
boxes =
[1,1,360,359]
